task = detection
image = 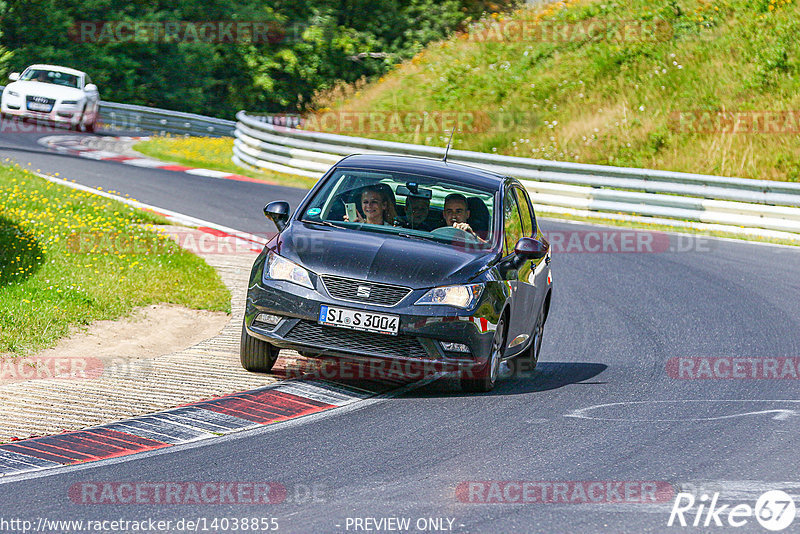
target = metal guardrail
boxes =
[0,82,234,136]
[233,110,800,241]
[99,101,235,137]
[6,75,796,240]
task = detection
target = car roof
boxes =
[334,154,507,189]
[25,64,86,77]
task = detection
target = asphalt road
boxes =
[1,126,799,533]
[0,125,306,233]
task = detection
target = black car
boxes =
[241,154,552,392]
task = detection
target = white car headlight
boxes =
[415,284,484,309]
[263,251,314,289]
[8,90,19,97]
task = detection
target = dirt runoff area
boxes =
[0,226,287,441]
[0,304,229,384]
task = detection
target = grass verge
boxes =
[0,163,231,357]
[134,135,320,189]
[314,0,800,181]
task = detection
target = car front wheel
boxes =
[461,315,505,393]
[240,321,278,372]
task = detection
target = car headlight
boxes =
[263,251,314,289]
[7,90,19,97]
[61,100,79,105]
[415,284,484,309]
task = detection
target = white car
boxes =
[1,64,100,132]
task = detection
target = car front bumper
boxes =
[1,101,80,125]
[244,277,504,373]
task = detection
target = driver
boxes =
[442,193,484,242]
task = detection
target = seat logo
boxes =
[356,285,371,298]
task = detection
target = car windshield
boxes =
[300,168,497,248]
[21,69,80,89]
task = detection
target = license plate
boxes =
[27,102,51,112]
[318,305,399,336]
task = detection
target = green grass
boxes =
[0,163,231,357]
[315,0,800,181]
[134,135,320,189]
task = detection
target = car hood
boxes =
[274,223,493,288]
[6,81,83,100]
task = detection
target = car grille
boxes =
[285,320,430,359]
[26,96,55,105]
[25,95,55,113]
[321,275,411,307]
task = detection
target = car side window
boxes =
[503,188,524,255]
[513,186,534,236]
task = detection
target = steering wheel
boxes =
[431,225,479,243]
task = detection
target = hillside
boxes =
[313,0,800,181]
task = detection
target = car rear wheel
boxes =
[461,315,505,393]
[510,311,543,378]
[240,321,278,372]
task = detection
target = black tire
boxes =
[240,321,278,372]
[85,116,96,133]
[461,315,506,393]
[510,311,544,378]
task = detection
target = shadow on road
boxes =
[497,361,609,394]
[413,361,610,397]
[273,356,608,398]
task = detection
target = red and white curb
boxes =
[0,378,412,477]
[38,135,266,184]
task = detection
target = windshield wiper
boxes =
[305,220,348,230]
[396,232,438,242]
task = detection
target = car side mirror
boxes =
[85,83,98,92]
[264,201,290,231]
[8,72,19,81]
[514,237,548,260]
